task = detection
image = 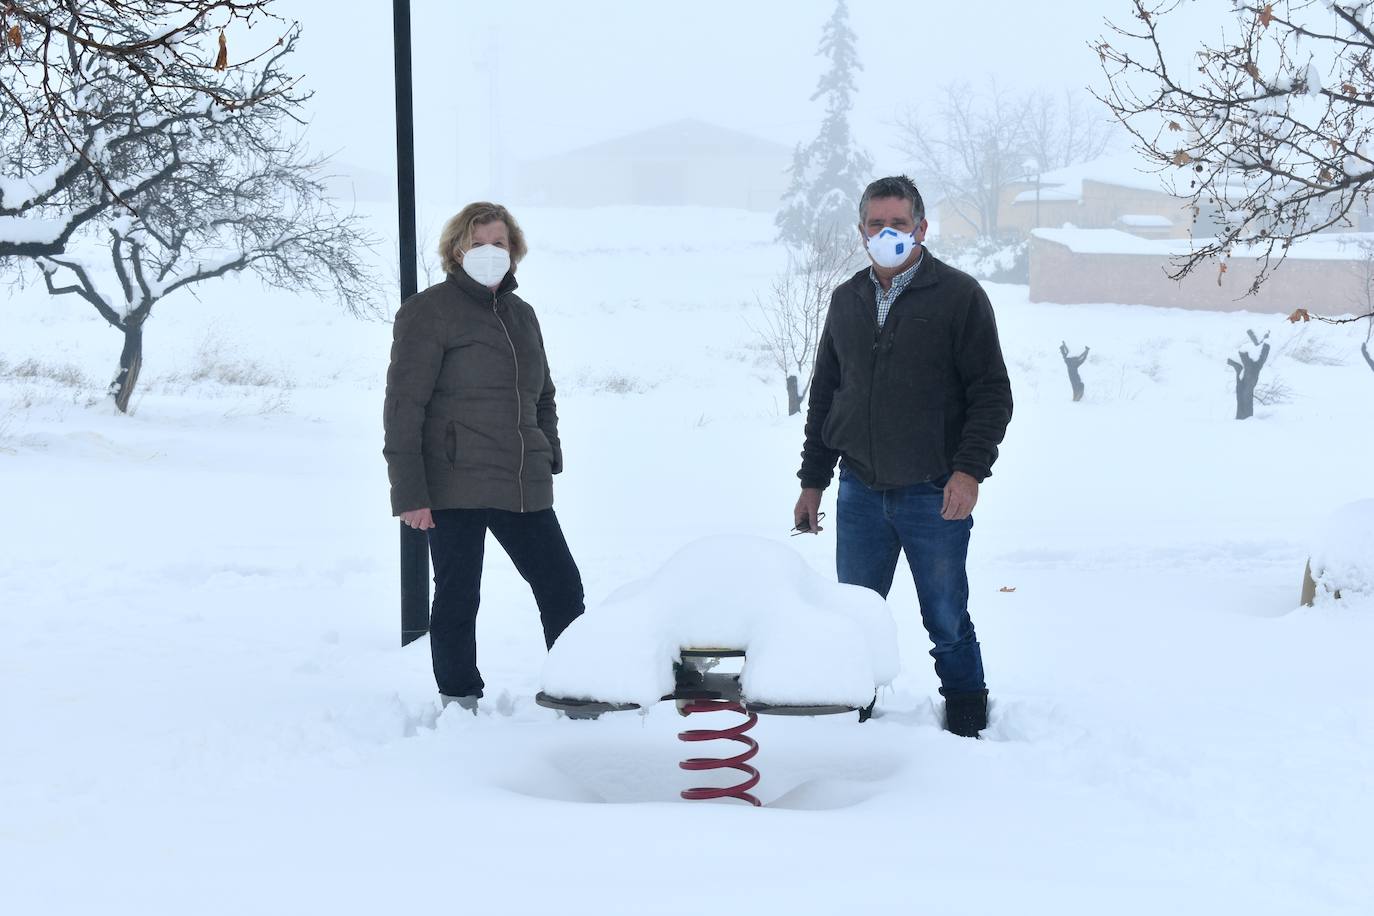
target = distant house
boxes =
[513,118,791,211]
[933,153,1192,242]
[926,152,1374,313]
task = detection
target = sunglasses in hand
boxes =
[790,511,826,536]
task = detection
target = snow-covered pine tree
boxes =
[775,0,873,247]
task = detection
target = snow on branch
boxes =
[1,1,302,254]
[1095,0,1374,296]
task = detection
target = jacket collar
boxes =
[853,245,943,307]
[446,268,519,300]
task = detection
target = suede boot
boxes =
[943,689,989,738]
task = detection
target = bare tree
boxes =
[1059,341,1090,402]
[1094,0,1374,320]
[754,223,863,415]
[894,81,1029,239]
[21,30,375,412]
[0,0,291,258]
[1228,329,1271,420]
[1025,89,1115,173]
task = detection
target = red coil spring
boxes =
[678,700,761,806]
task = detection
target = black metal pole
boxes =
[394,0,429,647]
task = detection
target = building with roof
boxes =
[934,153,1193,242]
[512,119,791,211]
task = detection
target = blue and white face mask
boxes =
[866,226,918,269]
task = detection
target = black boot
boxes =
[943,689,988,738]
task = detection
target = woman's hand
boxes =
[401,508,435,530]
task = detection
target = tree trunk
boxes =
[1060,342,1088,402]
[1235,375,1256,420]
[1228,334,1269,421]
[1362,341,1373,374]
[786,374,803,416]
[110,323,144,414]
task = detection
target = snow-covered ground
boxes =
[3,206,1372,915]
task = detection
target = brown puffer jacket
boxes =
[383,269,562,515]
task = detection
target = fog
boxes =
[274,0,1147,218]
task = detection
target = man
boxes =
[793,175,1013,738]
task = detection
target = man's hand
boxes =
[401,508,435,531]
[794,488,823,534]
[941,472,979,521]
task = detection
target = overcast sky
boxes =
[266,1,1172,202]
[244,0,1305,240]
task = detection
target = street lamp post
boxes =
[393,0,429,647]
[1022,157,1041,231]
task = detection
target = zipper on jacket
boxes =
[869,331,881,486]
[492,293,527,512]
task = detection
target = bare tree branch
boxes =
[1094,0,1374,294]
[12,16,376,412]
[1,1,301,255]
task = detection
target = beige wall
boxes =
[938,179,1194,241]
[1030,235,1367,313]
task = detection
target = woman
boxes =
[383,202,583,711]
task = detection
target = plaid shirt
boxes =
[870,251,924,328]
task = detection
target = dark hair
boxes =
[859,176,925,225]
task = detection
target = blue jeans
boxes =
[836,468,986,696]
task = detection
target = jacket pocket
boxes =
[820,388,855,450]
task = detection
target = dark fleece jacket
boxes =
[798,250,1013,491]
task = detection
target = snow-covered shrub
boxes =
[574,369,655,395]
[1281,335,1348,367]
[161,334,293,391]
[0,357,92,389]
[1309,500,1374,605]
[935,236,1029,283]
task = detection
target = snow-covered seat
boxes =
[538,536,900,717]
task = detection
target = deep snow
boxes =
[2,205,1373,915]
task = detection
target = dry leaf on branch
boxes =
[1288,308,1311,323]
[1172,149,1193,166]
[1260,3,1274,27]
[1168,121,1183,132]
[6,25,20,49]
[214,32,228,72]
[1244,61,1262,81]
[998,587,1017,593]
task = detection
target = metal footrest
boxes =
[535,691,640,716]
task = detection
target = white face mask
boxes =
[866,226,919,269]
[461,244,511,287]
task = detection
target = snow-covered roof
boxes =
[1015,152,1264,205]
[1033,227,1374,261]
[1015,152,1173,204]
[1117,214,1175,228]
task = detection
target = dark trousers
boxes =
[426,507,584,698]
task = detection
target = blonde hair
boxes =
[438,202,528,275]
